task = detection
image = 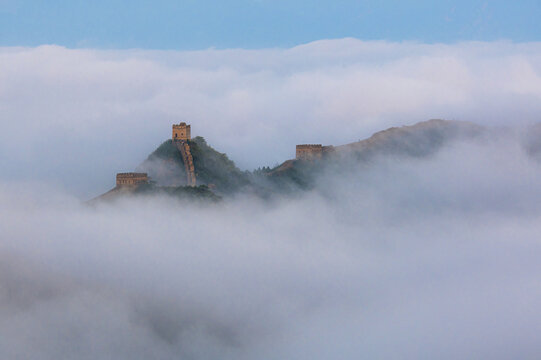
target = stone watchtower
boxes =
[116,173,148,187]
[172,122,191,141]
[296,144,323,160]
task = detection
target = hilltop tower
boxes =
[296,144,323,160]
[172,122,191,141]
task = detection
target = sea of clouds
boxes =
[1,39,541,359]
[1,39,541,197]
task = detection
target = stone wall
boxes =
[296,144,323,160]
[116,173,148,186]
[171,122,196,186]
[173,140,197,186]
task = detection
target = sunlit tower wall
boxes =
[172,122,191,141]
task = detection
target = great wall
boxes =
[106,119,483,198]
[295,144,334,160]
[115,122,330,188]
[116,172,149,187]
[172,122,197,186]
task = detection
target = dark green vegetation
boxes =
[188,136,250,193]
[142,139,188,175]
[149,140,183,163]
[136,140,187,187]
[259,159,319,192]
[137,137,250,193]
[151,184,221,202]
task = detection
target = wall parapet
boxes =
[296,144,323,160]
[116,173,148,186]
[173,140,197,186]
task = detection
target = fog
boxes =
[2,39,541,197]
[2,39,541,358]
[2,132,541,359]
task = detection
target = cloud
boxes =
[2,134,541,359]
[2,40,541,358]
[1,39,541,197]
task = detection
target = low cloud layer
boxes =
[2,135,541,359]
[2,39,541,358]
[1,39,541,197]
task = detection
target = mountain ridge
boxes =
[91,118,534,203]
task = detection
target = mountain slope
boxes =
[188,136,250,193]
[264,119,486,189]
[94,119,494,202]
[88,183,221,204]
[336,119,484,159]
[137,137,249,194]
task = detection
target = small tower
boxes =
[172,122,191,141]
[116,173,148,187]
[296,144,323,160]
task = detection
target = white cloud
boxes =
[4,36,541,360]
[4,38,541,359]
[2,39,541,197]
[1,137,541,359]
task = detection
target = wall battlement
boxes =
[296,144,323,160]
[172,122,191,140]
[296,144,334,160]
[116,173,148,187]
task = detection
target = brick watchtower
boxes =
[116,173,148,187]
[296,144,323,160]
[172,122,191,141]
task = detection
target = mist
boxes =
[2,131,541,359]
[2,38,541,358]
[2,39,541,197]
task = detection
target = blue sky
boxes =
[1,0,540,49]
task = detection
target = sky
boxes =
[1,0,541,49]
